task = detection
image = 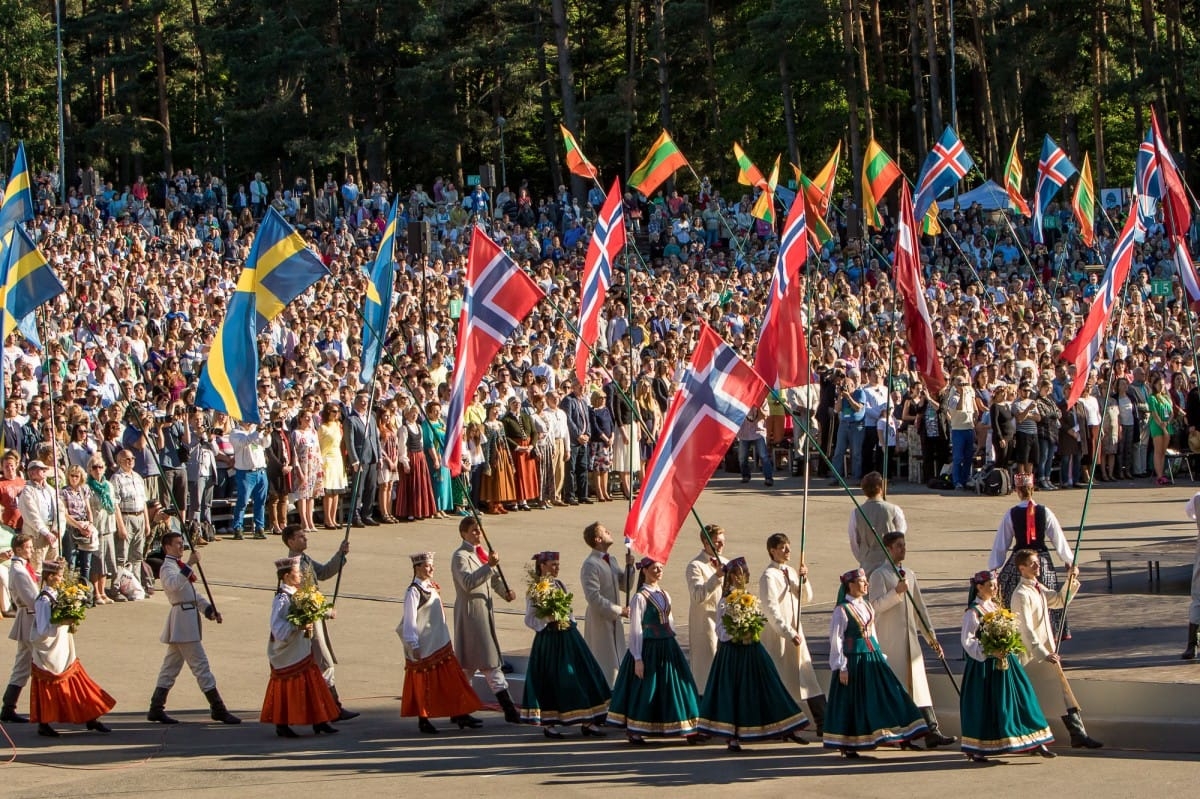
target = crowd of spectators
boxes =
[2,157,1199,606]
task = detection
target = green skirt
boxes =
[607,637,700,736]
[697,640,809,739]
[823,648,927,750]
[960,654,1055,755]
[520,623,611,726]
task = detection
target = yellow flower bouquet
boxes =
[979,608,1026,670]
[51,570,90,633]
[286,583,334,638]
[527,572,573,630]
[721,588,766,644]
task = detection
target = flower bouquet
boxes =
[527,573,573,630]
[51,570,90,633]
[721,589,766,644]
[286,582,334,638]
[978,608,1026,670]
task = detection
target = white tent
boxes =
[948,179,1010,211]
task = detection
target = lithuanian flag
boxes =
[733,142,767,188]
[751,155,780,224]
[923,201,942,236]
[629,130,689,197]
[862,139,903,229]
[1072,152,1095,248]
[1004,133,1032,217]
[792,163,834,246]
[560,124,599,180]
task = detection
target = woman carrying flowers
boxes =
[28,561,115,738]
[959,569,1056,762]
[607,557,702,744]
[521,551,611,738]
[697,557,809,752]
[260,556,340,738]
[824,568,927,757]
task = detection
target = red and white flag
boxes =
[893,189,946,395]
[625,323,767,563]
[576,177,626,384]
[442,226,545,476]
[754,192,810,389]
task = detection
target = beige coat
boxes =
[159,556,210,644]
[1011,576,1074,716]
[869,564,935,708]
[684,551,722,689]
[580,548,627,687]
[450,541,506,671]
[759,561,822,700]
[6,556,38,643]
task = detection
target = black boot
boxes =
[276,724,299,738]
[1183,623,1199,660]
[494,689,521,724]
[0,684,27,723]
[147,686,178,724]
[86,718,112,733]
[313,722,339,734]
[37,723,59,738]
[329,685,360,721]
[1061,710,1103,749]
[921,707,957,748]
[203,688,242,724]
[806,694,827,738]
[451,714,484,729]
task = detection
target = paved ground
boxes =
[2,472,1198,793]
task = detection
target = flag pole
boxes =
[1053,204,1134,651]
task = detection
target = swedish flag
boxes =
[360,203,397,385]
[0,226,65,340]
[195,208,328,422]
[0,141,34,235]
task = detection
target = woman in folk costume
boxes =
[824,568,927,757]
[28,561,115,738]
[481,403,517,513]
[260,556,340,738]
[397,405,437,521]
[521,551,611,738]
[398,552,482,734]
[989,471,1075,637]
[959,570,1056,762]
[502,396,540,510]
[422,401,454,516]
[607,557,702,744]
[697,557,809,752]
[759,532,827,737]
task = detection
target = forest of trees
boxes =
[2,0,1198,205]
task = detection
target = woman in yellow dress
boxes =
[318,403,347,529]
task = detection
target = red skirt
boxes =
[511,442,540,502]
[397,452,437,519]
[260,653,341,725]
[30,660,116,724]
[401,643,482,719]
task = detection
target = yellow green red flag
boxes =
[560,124,599,180]
[1072,153,1095,248]
[629,130,689,197]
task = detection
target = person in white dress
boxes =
[758,531,826,736]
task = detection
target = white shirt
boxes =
[627,586,674,661]
[988,500,1075,570]
[828,595,875,672]
[229,427,269,470]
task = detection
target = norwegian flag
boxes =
[1134,131,1161,234]
[625,323,767,563]
[1061,206,1143,408]
[1151,108,1192,241]
[754,191,810,389]
[443,226,545,476]
[1031,135,1077,245]
[576,177,626,384]
[894,188,947,396]
[913,126,974,221]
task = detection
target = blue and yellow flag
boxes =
[0,141,34,235]
[195,209,328,422]
[360,203,397,386]
[246,207,329,332]
[0,225,65,341]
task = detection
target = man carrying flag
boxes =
[626,323,767,564]
[1031,135,1077,245]
[576,178,625,386]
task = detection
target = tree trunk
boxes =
[841,0,863,238]
[868,0,890,146]
[1092,0,1106,187]
[922,0,943,134]
[908,0,928,163]
[154,13,173,176]
[854,3,874,138]
[551,0,584,199]
[538,8,565,192]
[653,0,673,194]
[971,0,998,176]
[623,0,638,176]
[780,50,799,168]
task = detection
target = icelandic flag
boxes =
[1031,135,1077,245]
[913,126,974,221]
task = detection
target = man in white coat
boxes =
[15,460,65,573]
[685,524,725,691]
[759,532,826,736]
[0,533,37,723]
[868,532,956,748]
[579,522,631,687]
[147,531,240,725]
[1010,548,1102,749]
